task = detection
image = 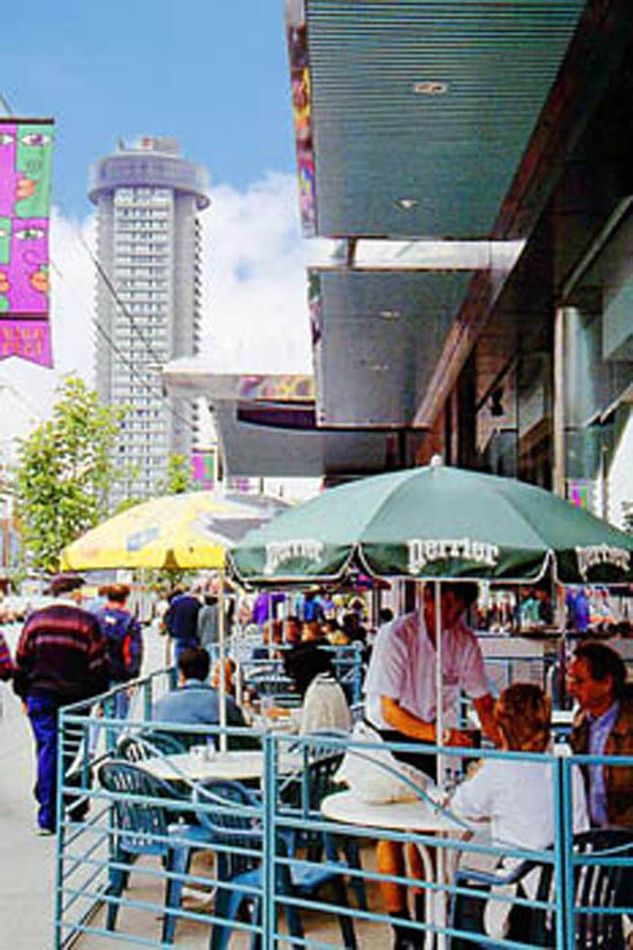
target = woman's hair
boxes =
[495,683,551,752]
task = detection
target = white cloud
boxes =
[0,171,330,445]
[201,171,330,372]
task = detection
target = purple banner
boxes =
[0,118,54,366]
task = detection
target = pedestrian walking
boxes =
[12,573,110,835]
[94,583,143,718]
[164,586,201,661]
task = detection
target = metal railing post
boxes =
[143,673,153,721]
[53,708,67,950]
[553,755,575,948]
[262,732,276,950]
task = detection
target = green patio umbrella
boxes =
[230,458,633,779]
[229,458,633,586]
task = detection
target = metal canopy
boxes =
[296,0,586,238]
[312,268,473,426]
[214,402,423,477]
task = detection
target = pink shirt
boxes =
[365,610,489,729]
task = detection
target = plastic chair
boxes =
[449,828,633,948]
[98,760,214,944]
[116,730,190,761]
[193,779,357,950]
[279,739,368,910]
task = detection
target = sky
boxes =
[0,0,329,439]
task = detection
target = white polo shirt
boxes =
[365,610,489,730]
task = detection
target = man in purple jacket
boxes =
[13,573,110,835]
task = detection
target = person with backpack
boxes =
[95,584,143,718]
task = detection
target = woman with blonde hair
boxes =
[451,683,588,941]
[453,683,587,850]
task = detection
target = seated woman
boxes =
[451,683,588,941]
[263,649,352,735]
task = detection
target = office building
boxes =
[89,136,209,504]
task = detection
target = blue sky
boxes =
[0,0,296,216]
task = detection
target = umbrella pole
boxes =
[434,580,444,783]
[218,567,227,753]
[434,578,448,950]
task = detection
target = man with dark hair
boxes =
[365,581,496,949]
[164,587,201,661]
[365,581,494,757]
[153,646,246,730]
[568,641,633,827]
[282,615,302,647]
[13,573,110,835]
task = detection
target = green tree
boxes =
[156,453,194,495]
[13,376,127,572]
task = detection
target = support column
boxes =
[553,306,567,498]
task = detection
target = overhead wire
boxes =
[50,235,198,436]
[0,91,198,435]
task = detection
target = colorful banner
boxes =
[287,19,317,236]
[237,374,315,402]
[566,478,594,511]
[191,449,216,490]
[0,118,54,366]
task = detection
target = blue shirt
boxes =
[165,595,201,642]
[152,679,246,729]
[587,701,620,826]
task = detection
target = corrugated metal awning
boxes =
[289,0,586,238]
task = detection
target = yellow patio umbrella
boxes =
[61,489,289,752]
[60,490,289,571]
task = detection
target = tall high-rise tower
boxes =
[89,136,209,504]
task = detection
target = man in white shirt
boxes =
[364,582,497,949]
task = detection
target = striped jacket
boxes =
[13,601,110,702]
[0,631,12,680]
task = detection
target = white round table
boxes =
[142,749,303,782]
[321,790,461,832]
[321,791,467,949]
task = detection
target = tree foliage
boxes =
[156,453,194,496]
[13,376,127,572]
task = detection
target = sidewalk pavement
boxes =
[0,622,167,950]
[0,665,56,949]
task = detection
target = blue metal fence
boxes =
[54,678,633,949]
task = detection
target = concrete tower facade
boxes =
[89,136,209,503]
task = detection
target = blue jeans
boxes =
[27,695,61,831]
[27,694,87,831]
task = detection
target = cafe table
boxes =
[142,747,304,783]
[321,790,468,949]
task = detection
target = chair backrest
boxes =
[303,745,345,812]
[530,828,633,948]
[117,731,189,761]
[278,742,344,851]
[193,780,263,878]
[572,828,633,949]
[98,760,178,856]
